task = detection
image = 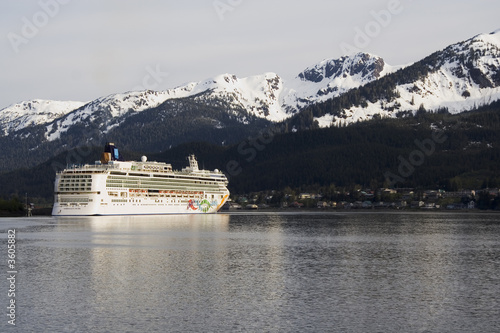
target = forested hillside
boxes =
[228,102,500,193]
[1,101,499,202]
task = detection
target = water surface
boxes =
[1,212,499,332]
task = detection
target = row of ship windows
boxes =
[58,187,92,191]
[57,197,92,203]
[110,173,222,181]
[108,175,223,184]
[60,180,92,184]
[61,175,92,179]
[107,187,224,194]
[106,181,220,188]
[107,191,221,199]
[110,199,188,204]
[57,195,224,204]
[106,180,221,188]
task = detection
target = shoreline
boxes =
[223,207,500,214]
[0,207,52,217]
[1,207,498,218]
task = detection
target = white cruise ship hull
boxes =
[52,192,229,216]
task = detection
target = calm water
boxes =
[1,212,499,332]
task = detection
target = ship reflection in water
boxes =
[3,212,500,332]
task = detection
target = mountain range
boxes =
[0,29,499,172]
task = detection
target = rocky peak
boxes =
[298,52,386,83]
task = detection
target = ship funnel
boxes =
[101,142,122,164]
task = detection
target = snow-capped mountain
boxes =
[166,72,287,122]
[2,30,500,138]
[45,90,177,141]
[0,52,392,140]
[315,29,500,126]
[42,72,286,141]
[0,99,85,136]
[281,52,399,113]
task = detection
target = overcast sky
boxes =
[1,0,499,109]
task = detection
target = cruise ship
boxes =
[52,143,229,216]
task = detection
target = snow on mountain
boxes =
[164,53,394,122]
[44,73,287,141]
[3,29,500,140]
[1,51,390,141]
[0,99,85,136]
[45,90,179,140]
[281,52,400,113]
[398,29,500,112]
[165,72,287,122]
[319,30,500,126]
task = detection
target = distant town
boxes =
[226,188,500,211]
